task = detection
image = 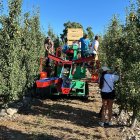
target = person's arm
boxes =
[48,40,54,54]
[112,74,119,82]
[78,41,81,49]
[89,42,92,47]
[94,45,97,52]
[111,65,119,74]
[114,66,120,81]
[51,41,54,54]
[45,44,49,51]
[94,41,98,52]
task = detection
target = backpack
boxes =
[99,77,104,89]
[99,73,105,89]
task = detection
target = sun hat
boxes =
[101,66,110,71]
[47,36,51,39]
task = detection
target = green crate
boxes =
[70,80,85,96]
[73,66,86,79]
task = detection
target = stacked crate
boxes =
[67,28,83,45]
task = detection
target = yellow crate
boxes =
[67,40,74,45]
[67,28,83,34]
[67,28,83,40]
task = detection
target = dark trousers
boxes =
[81,50,89,58]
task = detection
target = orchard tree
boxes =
[86,26,94,41]
[102,2,140,127]
[22,12,44,94]
[47,25,56,41]
[0,0,44,103]
[120,4,140,127]
[0,0,26,102]
[102,15,123,68]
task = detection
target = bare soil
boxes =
[0,83,126,140]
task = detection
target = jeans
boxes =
[81,50,89,58]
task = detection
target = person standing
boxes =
[91,35,99,59]
[99,66,119,127]
[44,37,54,67]
[79,34,90,58]
[44,36,54,56]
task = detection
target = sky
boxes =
[3,0,137,36]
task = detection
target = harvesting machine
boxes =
[35,43,100,99]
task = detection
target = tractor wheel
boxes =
[35,87,51,99]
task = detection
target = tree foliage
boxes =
[102,1,140,125]
[47,24,56,41]
[0,0,44,103]
[86,26,94,41]
[47,25,62,49]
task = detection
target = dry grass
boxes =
[0,83,124,140]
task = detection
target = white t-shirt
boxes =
[101,74,119,93]
[91,40,99,54]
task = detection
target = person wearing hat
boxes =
[44,37,54,67]
[44,36,54,55]
[99,66,119,127]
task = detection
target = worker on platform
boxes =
[44,36,54,67]
[79,34,90,58]
[91,35,99,59]
[79,34,91,70]
[44,36,54,55]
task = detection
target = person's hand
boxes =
[115,65,119,71]
[49,49,52,54]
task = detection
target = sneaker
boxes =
[99,122,104,127]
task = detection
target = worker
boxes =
[44,36,54,55]
[79,34,90,58]
[99,66,119,127]
[91,35,99,59]
[44,36,54,67]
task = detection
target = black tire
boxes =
[35,87,51,99]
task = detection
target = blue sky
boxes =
[3,0,136,36]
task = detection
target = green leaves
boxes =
[0,0,44,103]
[86,27,94,42]
[102,2,140,122]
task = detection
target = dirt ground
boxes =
[0,83,128,140]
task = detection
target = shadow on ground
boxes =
[0,126,62,140]
[19,96,99,128]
